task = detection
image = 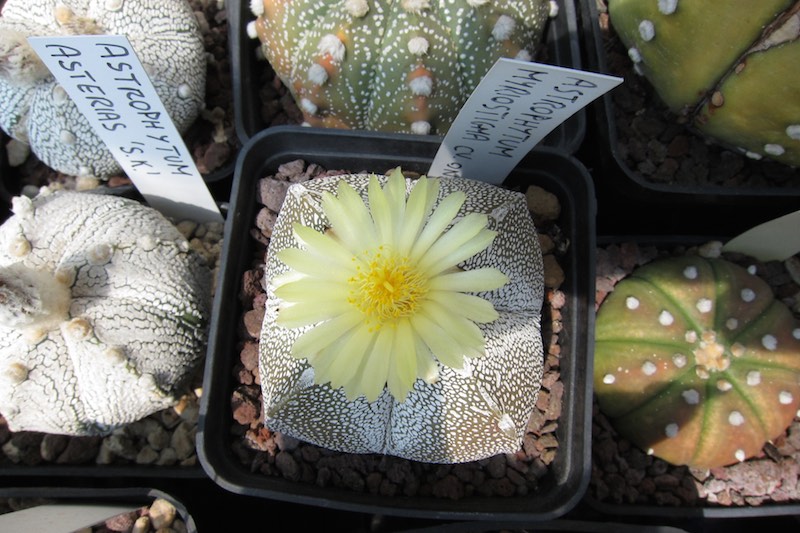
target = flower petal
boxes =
[276,300,354,328]
[291,310,362,358]
[278,247,356,278]
[397,176,438,255]
[291,224,358,267]
[409,313,466,369]
[416,213,488,272]
[386,319,418,401]
[428,290,500,323]
[409,191,466,261]
[419,300,485,356]
[368,174,393,242]
[422,229,498,277]
[274,279,350,303]
[428,267,509,293]
[326,324,375,388]
[321,186,376,251]
[415,342,440,384]
[357,326,394,402]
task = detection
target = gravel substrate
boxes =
[591,241,800,508]
[229,159,569,500]
[593,0,799,189]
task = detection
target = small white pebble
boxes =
[625,296,640,310]
[746,370,761,386]
[665,423,679,438]
[603,374,616,385]
[779,391,794,405]
[658,310,674,326]
[548,0,559,17]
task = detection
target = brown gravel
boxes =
[591,240,800,508]
[229,159,568,500]
[592,0,799,190]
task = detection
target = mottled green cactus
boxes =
[608,0,800,167]
[594,256,800,470]
[248,0,553,134]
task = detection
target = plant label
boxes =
[723,209,800,261]
[429,59,621,183]
[27,35,222,223]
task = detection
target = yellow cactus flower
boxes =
[273,168,509,402]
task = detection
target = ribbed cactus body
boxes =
[608,0,800,167]
[594,256,800,470]
[249,0,552,134]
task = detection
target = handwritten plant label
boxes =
[27,35,222,223]
[723,209,800,262]
[429,59,622,183]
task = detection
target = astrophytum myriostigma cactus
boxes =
[594,256,800,470]
[260,169,544,463]
[0,191,211,436]
[0,0,206,178]
[608,0,800,166]
[248,0,555,134]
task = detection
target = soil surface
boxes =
[229,160,570,500]
[591,240,800,508]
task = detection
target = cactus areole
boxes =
[608,0,800,167]
[248,0,554,134]
[594,256,800,470]
[0,0,206,178]
[0,191,211,436]
[260,170,544,463]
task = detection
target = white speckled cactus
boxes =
[0,191,211,436]
[595,256,800,469]
[0,0,206,178]
[260,170,544,463]
[248,0,555,134]
[608,0,800,166]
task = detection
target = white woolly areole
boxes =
[764,143,786,156]
[762,334,778,351]
[683,265,698,279]
[746,371,761,386]
[603,374,615,384]
[411,121,431,135]
[308,63,329,85]
[300,98,318,115]
[779,391,794,405]
[515,49,532,62]
[658,0,678,15]
[658,310,674,326]
[409,76,433,96]
[696,298,712,313]
[408,36,429,56]
[318,34,346,62]
[466,0,489,6]
[492,15,516,41]
[401,0,430,14]
[625,296,639,310]
[247,20,258,39]
[728,411,745,426]
[549,0,559,18]
[344,0,369,17]
[787,125,800,140]
[250,0,264,16]
[639,20,655,41]
[628,47,643,63]
[682,389,699,405]
[740,288,755,302]
[665,423,679,438]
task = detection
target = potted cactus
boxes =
[589,239,800,517]
[580,0,800,207]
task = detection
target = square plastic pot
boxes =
[578,0,800,209]
[198,125,596,521]
[228,0,586,154]
[586,235,800,520]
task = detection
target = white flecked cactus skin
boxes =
[260,174,544,463]
[0,191,211,436]
[0,0,206,178]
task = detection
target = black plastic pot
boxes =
[586,235,800,520]
[198,125,595,521]
[229,0,586,154]
[0,486,197,532]
[579,0,800,209]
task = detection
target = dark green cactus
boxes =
[594,256,800,470]
[608,0,800,167]
[248,0,553,134]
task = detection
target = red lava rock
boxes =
[242,308,265,339]
[240,341,259,371]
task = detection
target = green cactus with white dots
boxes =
[594,256,800,470]
[608,0,800,166]
[248,0,553,134]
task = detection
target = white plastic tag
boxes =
[0,504,139,532]
[27,35,222,223]
[429,59,622,183]
[723,209,800,262]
